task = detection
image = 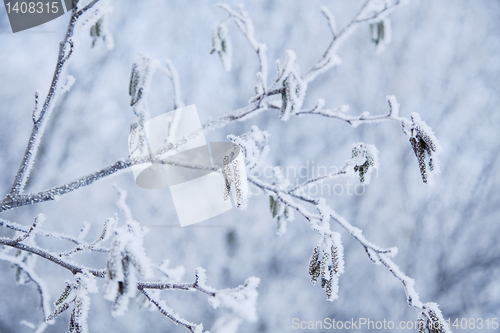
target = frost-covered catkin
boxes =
[408,113,443,185]
[129,56,154,108]
[268,168,294,235]
[369,18,392,54]
[418,303,450,333]
[269,195,292,236]
[279,51,305,121]
[128,55,156,158]
[211,24,232,71]
[350,143,379,184]
[68,274,97,333]
[90,16,114,50]
[228,125,270,174]
[104,220,153,317]
[308,232,344,301]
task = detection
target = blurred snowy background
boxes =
[1,0,499,332]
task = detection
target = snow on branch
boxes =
[0,1,418,215]
[407,113,443,185]
[303,0,406,84]
[246,139,449,330]
[1,187,260,333]
[0,2,448,332]
[0,250,52,322]
[214,3,268,85]
[7,0,106,198]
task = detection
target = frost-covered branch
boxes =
[0,218,108,254]
[8,0,103,197]
[1,187,259,333]
[0,236,107,277]
[0,1,421,214]
[140,289,203,333]
[0,154,213,213]
[139,269,258,332]
[214,3,268,86]
[0,251,51,321]
[245,148,449,332]
[303,0,406,84]
[57,216,116,257]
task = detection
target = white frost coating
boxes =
[378,253,423,308]
[408,112,443,185]
[280,50,297,83]
[228,125,270,173]
[212,23,233,71]
[214,3,269,85]
[77,221,91,242]
[157,260,186,283]
[320,6,337,36]
[164,58,185,110]
[279,50,305,121]
[422,303,452,333]
[387,94,400,118]
[60,75,76,94]
[104,218,153,317]
[329,208,398,256]
[0,251,51,321]
[34,322,48,333]
[76,0,114,31]
[195,267,213,292]
[349,142,380,185]
[208,277,260,322]
[308,220,344,301]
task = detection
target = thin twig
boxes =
[139,288,201,333]
[8,0,102,197]
[0,252,52,320]
[0,237,106,278]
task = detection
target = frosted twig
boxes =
[58,216,115,257]
[0,252,51,321]
[216,3,268,86]
[376,253,423,308]
[303,0,405,84]
[248,175,395,255]
[0,237,106,277]
[8,0,102,197]
[0,155,211,213]
[139,288,203,333]
[320,6,337,37]
[31,91,39,123]
[248,166,452,332]
[288,165,348,193]
[113,185,133,223]
[0,218,108,252]
[157,59,185,144]
[13,214,44,243]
